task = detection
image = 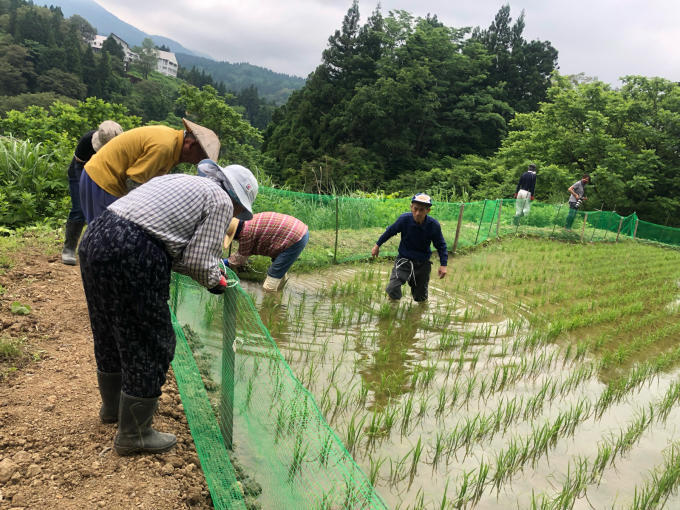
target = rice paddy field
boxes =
[233,237,680,509]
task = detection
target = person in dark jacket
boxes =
[513,163,537,225]
[61,120,123,265]
[371,193,448,302]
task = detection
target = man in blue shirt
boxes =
[371,193,448,302]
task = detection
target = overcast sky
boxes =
[93,0,679,85]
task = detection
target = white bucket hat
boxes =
[220,164,258,220]
[196,160,258,220]
[182,118,220,161]
[92,120,123,152]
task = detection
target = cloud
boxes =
[94,0,680,83]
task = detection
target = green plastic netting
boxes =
[169,188,679,509]
[171,272,388,510]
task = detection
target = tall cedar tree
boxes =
[471,4,558,114]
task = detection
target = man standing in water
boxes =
[371,193,447,302]
[513,163,537,225]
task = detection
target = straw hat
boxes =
[223,218,240,249]
[182,118,220,161]
[92,120,123,152]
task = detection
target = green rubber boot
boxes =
[96,370,121,423]
[114,392,177,456]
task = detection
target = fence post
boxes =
[452,203,465,256]
[616,217,623,242]
[474,200,488,245]
[333,196,339,264]
[220,287,236,450]
[550,203,563,238]
[496,199,502,238]
[486,200,499,240]
[580,212,588,243]
[633,216,639,240]
[590,210,604,243]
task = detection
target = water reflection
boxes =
[356,302,428,408]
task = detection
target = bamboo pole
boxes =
[580,212,589,243]
[616,217,624,242]
[496,199,502,237]
[633,217,639,240]
[474,200,487,245]
[333,196,339,264]
[452,203,465,256]
[550,203,563,238]
[220,287,236,449]
[486,200,498,240]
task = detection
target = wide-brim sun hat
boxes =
[92,120,123,152]
[411,193,432,206]
[182,118,220,161]
[220,164,258,220]
[223,218,240,249]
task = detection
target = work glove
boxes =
[222,258,230,268]
[531,195,535,201]
[513,193,518,198]
[208,263,228,294]
[208,274,228,295]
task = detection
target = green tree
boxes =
[66,14,96,43]
[36,68,87,99]
[496,75,680,224]
[0,37,35,95]
[133,37,158,79]
[471,4,558,114]
[176,84,262,168]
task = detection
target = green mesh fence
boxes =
[170,272,388,510]
[170,188,680,508]
[252,188,680,269]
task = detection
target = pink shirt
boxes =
[228,212,308,266]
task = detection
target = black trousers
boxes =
[386,257,432,302]
[79,211,175,398]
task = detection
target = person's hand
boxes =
[531,195,535,201]
[222,258,230,268]
[582,196,588,201]
[371,244,380,257]
[513,193,518,198]
[208,275,227,295]
[438,266,447,279]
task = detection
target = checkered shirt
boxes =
[108,174,232,288]
[229,212,308,267]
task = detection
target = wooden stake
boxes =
[452,203,465,256]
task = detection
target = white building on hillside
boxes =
[155,50,178,77]
[91,35,179,78]
[91,34,139,68]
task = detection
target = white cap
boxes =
[92,120,123,152]
[220,164,258,220]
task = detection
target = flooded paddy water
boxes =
[175,238,680,509]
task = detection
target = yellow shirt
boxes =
[84,125,183,197]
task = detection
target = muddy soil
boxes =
[0,245,213,509]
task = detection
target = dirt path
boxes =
[0,245,213,509]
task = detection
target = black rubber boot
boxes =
[114,392,177,456]
[96,370,121,424]
[61,220,85,265]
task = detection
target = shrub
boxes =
[0,137,70,227]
